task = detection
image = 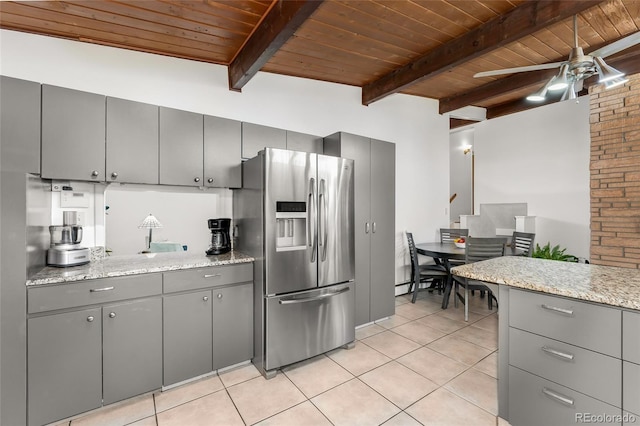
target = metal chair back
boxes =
[440,228,469,243]
[512,231,535,257]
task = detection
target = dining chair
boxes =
[511,231,535,257]
[440,228,469,268]
[452,236,507,321]
[406,232,449,303]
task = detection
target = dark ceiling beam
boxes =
[485,48,640,119]
[450,118,479,130]
[228,0,323,91]
[361,0,603,106]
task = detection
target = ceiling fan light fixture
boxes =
[560,80,577,101]
[593,56,625,83]
[547,64,570,91]
[526,78,553,102]
[605,76,629,90]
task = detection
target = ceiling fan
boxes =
[474,15,640,102]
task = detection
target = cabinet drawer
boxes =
[509,289,621,357]
[163,263,252,293]
[509,366,622,426]
[623,311,640,364]
[509,327,621,407]
[28,274,162,314]
[624,361,640,416]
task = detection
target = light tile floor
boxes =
[55,291,509,426]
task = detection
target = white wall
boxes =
[473,97,591,259]
[449,128,474,223]
[0,30,450,283]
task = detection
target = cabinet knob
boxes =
[217,293,223,299]
[91,171,99,178]
[207,178,214,184]
[109,312,116,318]
[194,177,201,183]
[111,172,118,179]
[203,296,209,301]
[87,316,94,322]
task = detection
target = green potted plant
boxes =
[532,242,578,262]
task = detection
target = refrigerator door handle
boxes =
[319,179,328,261]
[309,177,317,262]
[278,286,350,305]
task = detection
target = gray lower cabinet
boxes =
[324,132,395,325]
[106,97,159,184]
[163,290,213,386]
[102,298,163,405]
[0,76,41,174]
[28,308,103,426]
[241,122,286,159]
[212,283,253,370]
[41,85,106,181]
[159,107,204,186]
[503,288,625,425]
[204,115,242,188]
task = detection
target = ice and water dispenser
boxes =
[275,201,307,251]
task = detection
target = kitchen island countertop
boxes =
[451,256,640,311]
[27,250,254,286]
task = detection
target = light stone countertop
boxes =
[451,256,640,311]
[26,250,254,286]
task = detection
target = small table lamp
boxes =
[138,214,163,249]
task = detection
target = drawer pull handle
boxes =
[542,346,575,361]
[87,316,94,322]
[541,304,574,316]
[204,274,222,279]
[90,286,115,292]
[109,312,116,319]
[542,387,574,406]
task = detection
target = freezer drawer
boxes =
[265,282,354,371]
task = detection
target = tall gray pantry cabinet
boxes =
[324,132,396,326]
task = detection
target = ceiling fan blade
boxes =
[474,62,565,78]
[589,31,640,59]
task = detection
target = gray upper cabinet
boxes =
[212,283,253,370]
[28,308,102,426]
[323,132,395,326]
[0,76,41,174]
[102,298,162,405]
[41,85,106,181]
[106,97,159,184]
[242,122,286,159]
[159,107,204,186]
[204,116,242,188]
[286,130,323,154]
[163,290,213,386]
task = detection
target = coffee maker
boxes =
[47,211,90,267]
[206,218,231,255]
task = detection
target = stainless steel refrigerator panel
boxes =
[317,155,354,287]
[264,149,317,295]
[264,282,355,372]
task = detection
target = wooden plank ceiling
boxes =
[1,0,639,123]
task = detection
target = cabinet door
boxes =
[241,122,286,159]
[163,290,213,385]
[286,130,323,154]
[369,139,395,321]
[329,133,372,326]
[212,283,253,370]
[204,116,242,188]
[159,107,204,186]
[28,308,102,426]
[103,298,162,405]
[0,76,40,173]
[106,97,159,184]
[42,85,106,181]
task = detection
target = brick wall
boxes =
[590,73,640,268]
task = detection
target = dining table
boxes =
[415,241,524,309]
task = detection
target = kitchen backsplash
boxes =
[49,180,232,257]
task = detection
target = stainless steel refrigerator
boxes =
[234,148,355,378]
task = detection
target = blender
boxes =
[47,211,90,267]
